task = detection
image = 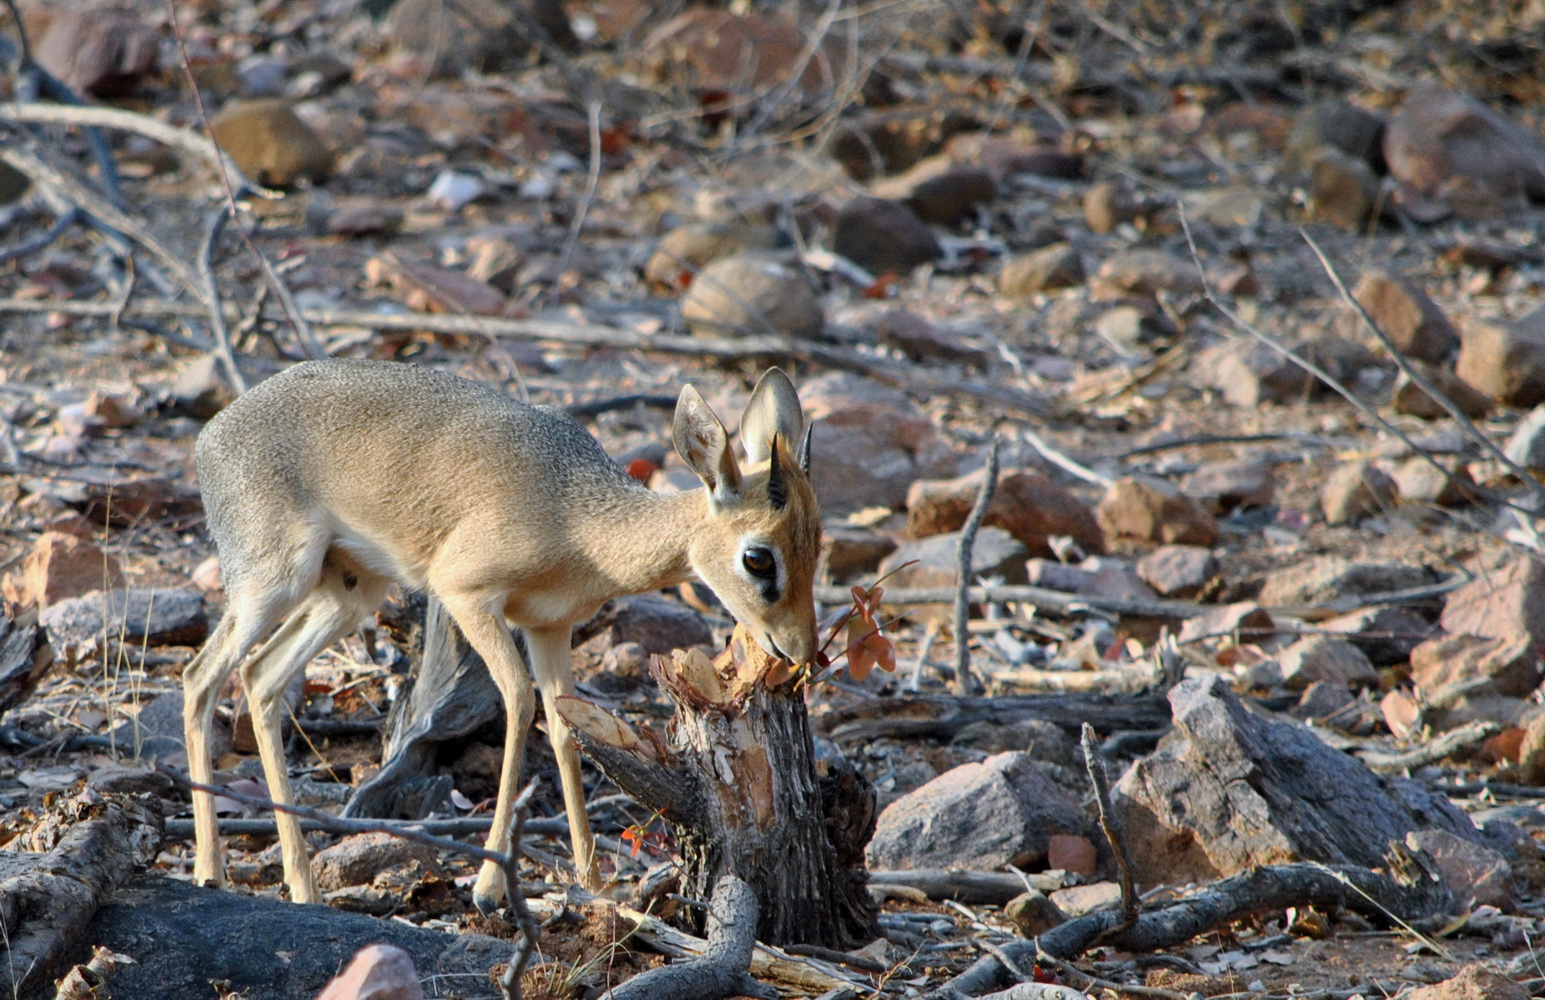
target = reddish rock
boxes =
[822,524,898,581]
[29,6,159,97]
[1319,460,1399,525]
[907,468,1105,559]
[1096,476,1217,547]
[832,196,941,275]
[866,752,1087,871]
[1306,148,1381,230]
[1135,545,1218,599]
[1457,313,1545,408]
[1404,966,1529,1000]
[679,252,823,339]
[1342,271,1459,363]
[808,401,957,514]
[1440,555,1545,666]
[209,100,332,188]
[1390,364,1492,420]
[313,943,424,1000]
[999,243,1084,296]
[644,223,782,293]
[1405,829,1513,910]
[1385,82,1545,221]
[1,531,124,609]
[1410,632,1537,700]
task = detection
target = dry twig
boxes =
[955,437,1000,695]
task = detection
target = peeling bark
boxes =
[561,626,878,949]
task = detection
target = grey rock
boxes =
[42,587,208,650]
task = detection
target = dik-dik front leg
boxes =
[524,624,599,891]
[441,600,543,913]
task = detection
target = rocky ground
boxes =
[4,0,1545,997]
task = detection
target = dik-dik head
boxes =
[674,368,821,667]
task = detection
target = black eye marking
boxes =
[742,546,776,580]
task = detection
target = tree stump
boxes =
[560,626,878,949]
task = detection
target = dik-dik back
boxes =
[184,358,820,905]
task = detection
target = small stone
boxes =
[314,833,441,892]
[870,309,990,366]
[1005,890,1067,937]
[1188,185,1267,228]
[1089,249,1203,301]
[30,6,159,97]
[1319,460,1399,526]
[877,527,1029,591]
[604,595,712,654]
[1456,313,1545,408]
[209,99,332,187]
[1096,476,1218,547]
[1179,458,1275,512]
[945,133,1083,183]
[1342,271,1459,363]
[1321,605,1432,666]
[832,196,941,275]
[644,222,782,293]
[1176,602,1275,646]
[1083,180,1140,234]
[314,943,425,1000]
[1277,635,1378,690]
[1049,881,1122,917]
[1283,99,1387,176]
[907,468,1105,559]
[1382,688,1422,739]
[1136,545,1218,599]
[1292,680,1355,722]
[1391,456,1476,507]
[171,354,236,419]
[385,0,566,76]
[999,243,1084,296]
[1204,340,1318,408]
[1505,404,1545,470]
[1385,82,1545,222]
[1080,559,1157,602]
[1390,364,1492,420]
[41,587,207,651]
[1405,830,1513,911]
[1093,303,1174,350]
[869,156,996,227]
[1405,966,1529,1000]
[1305,147,1381,230]
[866,752,1088,870]
[679,252,824,339]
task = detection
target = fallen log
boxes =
[820,690,1172,743]
[0,792,162,998]
[599,876,771,1000]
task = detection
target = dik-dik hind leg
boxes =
[182,606,278,889]
[240,566,388,904]
[525,624,599,891]
[439,599,539,914]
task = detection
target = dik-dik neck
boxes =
[577,485,707,596]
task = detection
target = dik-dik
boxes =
[181,359,820,910]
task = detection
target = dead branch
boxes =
[0,792,164,998]
[0,605,53,721]
[162,815,567,838]
[599,875,772,1000]
[198,204,249,393]
[955,437,1000,695]
[1357,720,1501,771]
[1080,724,1137,933]
[821,690,1172,743]
[816,583,1203,620]
[866,869,1061,905]
[926,848,1451,999]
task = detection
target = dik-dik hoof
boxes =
[473,890,503,917]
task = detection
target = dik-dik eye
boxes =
[742,546,776,579]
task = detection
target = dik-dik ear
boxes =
[739,368,805,466]
[674,383,741,506]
